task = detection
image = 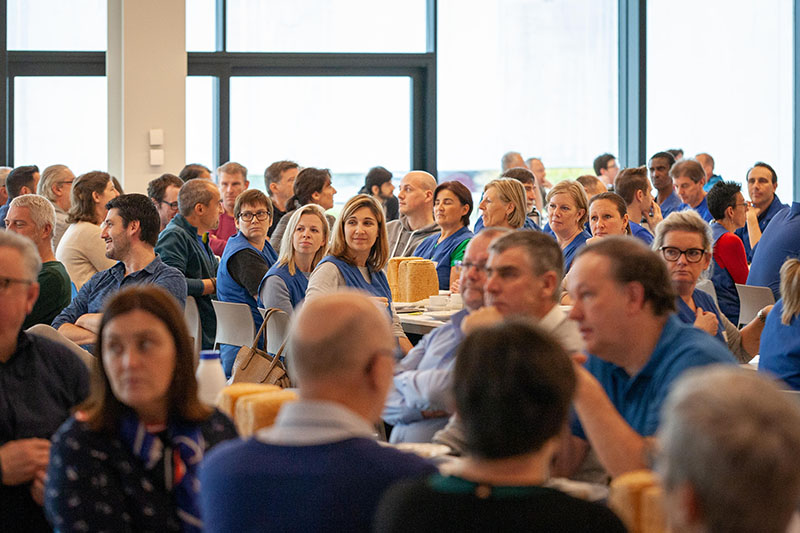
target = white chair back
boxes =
[212,300,257,350]
[735,283,775,327]
[696,278,718,305]
[185,296,202,366]
[265,309,290,354]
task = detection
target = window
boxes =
[186,76,215,170]
[7,0,106,51]
[229,76,411,205]
[647,0,793,201]
[14,77,107,174]
[186,0,217,52]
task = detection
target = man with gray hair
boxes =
[0,165,40,229]
[201,291,436,532]
[36,164,75,247]
[5,195,71,328]
[0,230,88,531]
[210,161,249,255]
[387,170,439,257]
[0,166,11,207]
[156,179,222,349]
[656,366,800,533]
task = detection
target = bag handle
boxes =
[249,307,282,351]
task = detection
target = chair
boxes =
[212,300,257,351]
[185,296,202,366]
[696,278,718,305]
[735,284,775,327]
[265,309,290,355]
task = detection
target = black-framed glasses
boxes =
[0,276,34,291]
[660,246,706,263]
[238,210,270,222]
[160,200,179,210]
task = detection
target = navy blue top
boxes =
[413,226,473,290]
[692,196,714,223]
[259,262,309,310]
[629,221,654,245]
[659,190,688,219]
[710,222,741,324]
[200,437,436,533]
[735,195,788,261]
[675,288,726,343]
[0,198,9,228]
[1,331,89,531]
[562,230,592,273]
[572,315,734,439]
[759,299,800,390]
[473,215,539,233]
[747,202,800,300]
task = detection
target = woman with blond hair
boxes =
[476,178,528,231]
[306,194,412,353]
[259,203,329,315]
[759,258,800,389]
[545,180,590,272]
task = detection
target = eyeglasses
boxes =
[0,276,34,291]
[160,200,179,210]
[460,261,487,273]
[238,210,270,222]
[660,246,706,263]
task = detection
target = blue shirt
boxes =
[703,174,723,192]
[758,299,800,390]
[747,202,800,300]
[383,309,468,443]
[735,195,788,261]
[52,255,187,332]
[571,315,734,439]
[674,289,726,344]
[0,198,9,229]
[691,196,714,223]
[563,230,591,273]
[474,215,539,233]
[413,227,473,290]
[629,221,654,245]
[659,190,688,219]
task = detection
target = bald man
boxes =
[201,291,436,532]
[387,171,439,257]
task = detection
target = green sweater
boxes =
[25,260,71,330]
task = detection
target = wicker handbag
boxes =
[229,308,291,387]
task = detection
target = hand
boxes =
[372,297,389,309]
[0,439,51,486]
[746,202,761,225]
[694,308,719,336]
[75,313,102,334]
[449,278,461,294]
[29,469,46,506]
[421,409,448,419]
[461,306,503,335]
[645,199,663,228]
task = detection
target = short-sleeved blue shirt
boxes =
[735,195,788,261]
[758,299,800,390]
[571,315,735,439]
[747,202,800,300]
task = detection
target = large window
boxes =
[647,0,793,202]
[186,76,215,170]
[7,0,106,50]
[437,0,618,190]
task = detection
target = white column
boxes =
[107,0,186,194]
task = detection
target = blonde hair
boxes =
[546,180,589,226]
[484,178,527,229]
[780,258,800,325]
[278,204,330,275]
[329,194,389,271]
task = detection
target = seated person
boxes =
[37,164,75,248]
[648,151,686,218]
[653,210,770,363]
[0,231,89,532]
[53,194,187,348]
[501,166,542,227]
[56,171,119,289]
[259,204,329,316]
[413,180,474,291]
[0,164,39,228]
[209,161,249,255]
[735,161,788,261]
[146,172,183,232]
[657,366,800,533]
[306,194,413,354]
[557,237,734,478]
[747,200,800,300]
[587,192,631,242]
[270,167,337,253]
[671,159,713,222]
[759,258,800,390]
[387,171,439,257]
[613,166,660,243]
[475,178,531,232]
[376,322,626,532]
[45,286,237,532]
[384,229,508,444]
[545,180,591,272]
[576,174,607,200]
[200,292,436,532]
[706,180,750,324]
[179,163,212,182]
[216,190,277,376]
[5,194,71,328]
[155,179,221,349]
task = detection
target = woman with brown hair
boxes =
[55,171,119,289]
[45,286,237,532]
[545,180,591,273]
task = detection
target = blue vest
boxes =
[318,255,392,317]
[710,222,740,324]
[258,262,309,310]
[676,288,725,343]
[413,226,473,290]
[216,232,277,375]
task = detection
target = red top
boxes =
[713,231,749,283]
[209,211,237,256]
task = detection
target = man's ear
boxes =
[371,185,380,196]
[635,189,645,203]
[269,182,279,195]
[624,281,646,312]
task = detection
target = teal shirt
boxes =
[24,260,71,330]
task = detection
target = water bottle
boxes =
[195,350,227,406]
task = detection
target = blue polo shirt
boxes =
[52,255,187,332]
[747,202,800,300]
[571,315,734,439]
[758,299,800,390]
[691,196,714,223]
[735,195,788,261]
[659,190,687,219]
[629,221,654,245]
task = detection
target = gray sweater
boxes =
[386,215,439,258]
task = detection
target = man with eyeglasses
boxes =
[383,227,509,444]
[553,237,733,480]
[209,161,250,256]
[36,164,75,248]
[593,153,619,190]
[0,230,88,532]
[147,172,183,232]
[216,189,277,376]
